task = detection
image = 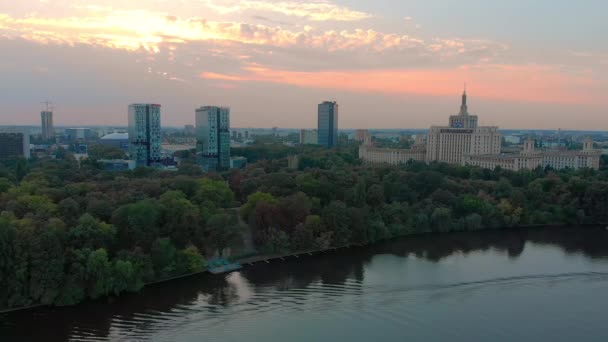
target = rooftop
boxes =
[101,132,128,140]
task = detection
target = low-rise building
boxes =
[359,144,426,165]
[0,130,30,160]
[355,129,370,142]
[65,128,93,141]
[230,156,248,169]
[299,129,318,145]
[287,155,300,169]
[464,139,600,171]
[99,132,129,152]
[98,159,136,171]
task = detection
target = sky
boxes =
[0,0,607,129]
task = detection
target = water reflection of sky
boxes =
[3,227,608,342]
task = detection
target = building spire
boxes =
[460,84,468,115]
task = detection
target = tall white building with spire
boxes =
[359,89,601,171]
[426,89,501,165]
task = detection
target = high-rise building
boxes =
[196,106,231,171]
[128,104,162,167]
[318,101,339,148]
[299,129,318,145]
[41,110,54,141]
[0,130,30,160]
[426,90,501,165]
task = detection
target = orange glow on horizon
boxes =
[201,64,602,105]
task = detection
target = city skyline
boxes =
[1,1,607,130]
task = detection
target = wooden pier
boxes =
[237,244,365,267]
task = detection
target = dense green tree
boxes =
[180,245,206,273]
[68,214,116,250]
[151,238,179,279]
[366,184,385,207]
[15,158,29,182]
[206,211,244,257]
[159,191,201,248]
[112,199,161,250]
[194,178,235,208]
[86,248,113,299]
[112,260,140,295]
[431,207,453,233]
[28,224,65,305]
[56,249,90,306]
[321,201,351,246]
[2,141,608,311]
[240,192,278,221]
[291,223,315,251]
[0,177,11,193]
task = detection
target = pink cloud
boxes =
[200,64,602,105]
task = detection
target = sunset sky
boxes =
[1,0,607,129]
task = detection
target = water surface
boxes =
[2,227,608,341]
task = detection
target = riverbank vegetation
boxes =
[0,142,607,310]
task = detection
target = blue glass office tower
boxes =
[318,101,338,148]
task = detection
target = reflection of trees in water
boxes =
[2,227,607,341]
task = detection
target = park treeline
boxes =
[1,143,607,310]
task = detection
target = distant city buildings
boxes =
[65,128,93,141]
[128,104,162,167]
[299,129,318,145]
[465,138,601,171]
[318,101,339,148]
[230,156,248,169]
[184,124,196,135]
[0,130,30,160]
[355,129,370,142]
[196,106,231,171]
[359,91,601,171]
[287,155,300,169]
[41,110,54,141]
[98,159,137,171]
[100,132,129,152]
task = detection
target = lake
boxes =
[2,226,608,341]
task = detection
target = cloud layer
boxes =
[0,1,606,128]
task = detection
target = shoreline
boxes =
[1,223,604,315]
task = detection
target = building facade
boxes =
[230,156,248,169]
[318,101,339,148]
[359,144,426,165]
[355,129,370,142]
[100,132,129,152]
[98,159,137,171]
[299,129,318,145]
[0,131,30,160]
[196,106,231,171]
[359,91,601,171]
[128,104,162,167]
[65,128,93,141]
[426,90,501,165]
[465,138,601,171]
[41,110,54,141]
